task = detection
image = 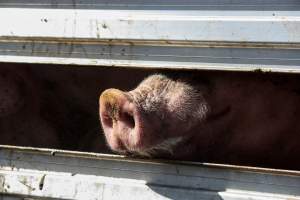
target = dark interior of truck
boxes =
[1,62,300,171]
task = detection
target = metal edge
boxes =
[1,37,300,49]
[1,56,300,74]
[0,145,300,177]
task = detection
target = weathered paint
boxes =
[0,1,300,199]
[0,9,300,43]
[0,39,300,73]
[0,1,299,72]
[0,0,300,10]
[0,145,300,200]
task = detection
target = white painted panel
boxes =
[0,146,299,200]
[0,1,299,72]
[0,9,300,43]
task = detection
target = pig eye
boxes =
[123,112,135,128]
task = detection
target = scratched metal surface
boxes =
[0,145,299,200]
[0,0,300,10]
[0,1,299,72]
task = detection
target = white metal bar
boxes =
[0,8,300,43]
[0,1,299,71]
[0,40,299,73]
[0,0,300,10]
[0,146,299,200]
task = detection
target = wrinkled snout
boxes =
[99,89,142,153]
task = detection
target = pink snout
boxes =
[99,89,143,153]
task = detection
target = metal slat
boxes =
[0,40,300,72]
[0,146,299,200]
[0,9,300,43]
[0,1,299,72]
[0,0,300,10]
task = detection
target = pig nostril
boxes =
[123,112,135,128]
[103,115,113,128]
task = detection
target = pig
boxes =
[99,71,300,169]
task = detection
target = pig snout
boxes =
[99,89,143,153]
[99,74,210,158]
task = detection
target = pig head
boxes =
[99,71,300,169]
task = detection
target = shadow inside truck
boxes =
[0,63,152,153]
[1,62,300,199]
[1,63,300,171]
